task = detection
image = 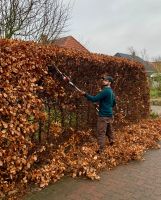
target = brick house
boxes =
[52,36,89,53]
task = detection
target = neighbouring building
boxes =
[52,36,89,53]
[114,52,157,76]
[151,61,161,73]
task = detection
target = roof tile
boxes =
[53,36,89,53]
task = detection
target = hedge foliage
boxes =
[0,39,150,198]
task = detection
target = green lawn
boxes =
[150,88,161,99]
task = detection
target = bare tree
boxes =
[140,48,149,61]
[0,0,71,41]
[153,56,161,62]
[127,46,138,58]
[127,46,150,61]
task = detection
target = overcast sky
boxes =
[63,0,161,60]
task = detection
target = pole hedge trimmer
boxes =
[47,64,99,112]
[48,64,82,92]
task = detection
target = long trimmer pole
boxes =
[48,64,99,112]
[51,65,82,92]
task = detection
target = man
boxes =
[80,75,116,154]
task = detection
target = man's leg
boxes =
[97,117,107,152]
[106,118,114,145]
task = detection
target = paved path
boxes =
[25,145,161,200]
[151,105,161,116]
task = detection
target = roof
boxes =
[114,53,157,74]
[52,36,89,53]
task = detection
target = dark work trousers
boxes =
[97,116,114,150]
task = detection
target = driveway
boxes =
[25,144,161,200]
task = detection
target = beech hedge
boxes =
[0,39,150,198]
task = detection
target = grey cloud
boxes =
[64,0,161,59]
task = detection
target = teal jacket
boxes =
[85,86,116,117]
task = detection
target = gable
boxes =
[53,36,89,53]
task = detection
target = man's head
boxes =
[101,75,113,86]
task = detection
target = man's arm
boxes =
[85,90,107,102]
